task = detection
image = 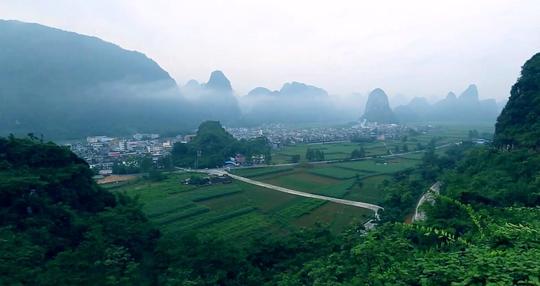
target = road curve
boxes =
[201,169,383,213]
[412,182,441,222]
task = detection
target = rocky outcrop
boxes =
[180,71,241,123]
[205,70,233,91]
[361,88,397,123]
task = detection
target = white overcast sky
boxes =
[1,0,539,102]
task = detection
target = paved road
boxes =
[196,168,384,213]
[412,182,441,222]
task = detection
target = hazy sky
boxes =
[1,0,539,103]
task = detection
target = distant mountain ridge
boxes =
[245,81,328,98]
[240,81,343,124]
[394,84,501,123]
[0,20,508,137]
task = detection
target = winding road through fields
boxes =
[192,168,383,213]
[185,142,458,214]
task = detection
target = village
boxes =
[226,121,419,146]
[68,122,425,175]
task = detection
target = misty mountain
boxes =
[245,82,328,98]
[240,82,348,124]
[246,87,278,97]
[393,97,431,122]
[279,82,328,97]
[0,20,193,138]
[394,84,501,123]
[180,70,241,123]
[361,88,397,123]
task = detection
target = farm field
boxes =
[270,123,491,164]
[112,172,375,244]
[271,141,390,164]
[111,125,477,244]
[232,154,422,204]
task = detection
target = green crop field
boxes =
[231,166,294,178]
[308,166,361,180]
[234,155,425,202]
[270,123,490,164]
[333,158,419,174]
[113,172,376,244]
[271,141,391,164]
[345,175,392,204]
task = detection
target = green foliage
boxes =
[350,147,366,159]
[443,147,540,207]
[379,171,426,223]
[402,143,409,152]
[187,174,208,185]
[172,121,271,168]
[305,148,325,161]
[495,52,540,149]
[0,136,158,285]
[147,169,166,182]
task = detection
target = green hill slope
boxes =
[495,53,540,149]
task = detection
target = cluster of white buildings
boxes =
[226,122,416,147]
[68,134,182,174]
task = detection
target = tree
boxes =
[140,156,154,172]
[306,148,325,161]
[158,155,174,170]
[351,147,366,159]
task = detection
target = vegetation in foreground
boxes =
[4,133,540,285]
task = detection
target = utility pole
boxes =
[195,150,202,169]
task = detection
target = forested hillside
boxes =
[0,136,158,284]
[495,52,540,149]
